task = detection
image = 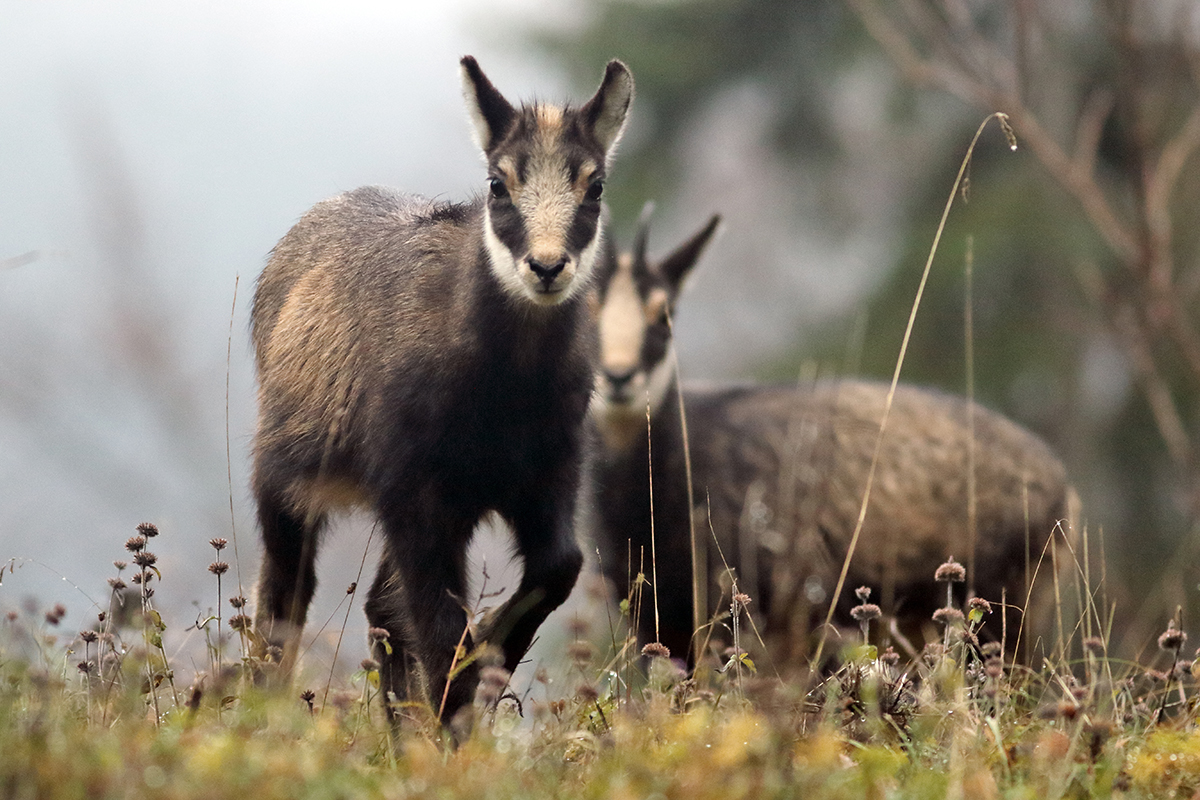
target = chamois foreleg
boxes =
[252,487,323,678]
[375,496,477,724]
[483,490,584,675]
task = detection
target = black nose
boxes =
[528,257,566,287]
[605,368,637,393]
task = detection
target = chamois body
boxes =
[589,216,1072,665]
[251,57,633,725]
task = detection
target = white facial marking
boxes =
[598,256,645,379]
[482,108,602,307]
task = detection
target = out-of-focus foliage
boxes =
[529,0,1200,648]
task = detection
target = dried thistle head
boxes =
[568,639,595,666]
[229,596,247,609]
[44,604,66,626]
[208,561,229,576]
[209,537,228,551]
[932,606,964,626]
[968,597,992,615]
[228,614,253,632]
[934,558,966,584]
[477,665,512,706]
[1158,621,1187,652]
[125,536,146,553]
[850,603,881,622]
[113,560,127,572]
[79,629,99,644]
[133,551,157,569]
[641,641,670,659]
[136,522,159,538]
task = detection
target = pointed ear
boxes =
[658,214,721,295]
[579,60,634,160]
[631,201,655,273]
[460,55,516,153]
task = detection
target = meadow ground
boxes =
[3,522,1200,800]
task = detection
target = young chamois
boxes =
[250,56,633,725]
[589,214,1074,666]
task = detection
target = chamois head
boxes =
[591,207,721,421]
[461,56,633,306]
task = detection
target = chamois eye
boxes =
[585,179,603,202]
[488,177,509,201]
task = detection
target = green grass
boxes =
[3,524,1199,799]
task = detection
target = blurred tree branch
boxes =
[848,0,1200,513]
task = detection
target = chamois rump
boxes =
[250,56,634,724]
[588,214,1074,666]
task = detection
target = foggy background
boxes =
[4,0,1200,680]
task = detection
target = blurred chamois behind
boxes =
[588,212,1077,668]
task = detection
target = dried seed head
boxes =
[142,586,155,599]
[79,630,99,644]
[1158,622,1187,652]
[934,558,966,583]
[932,606,965,626]
[77,660,95,675]
[113,560,127,572]
[641,642,671,659]
[850,603,881,622]
[478,665,512,704]
[209,537,228,551]
[968,597,992,614]
[108,577,126,591]
[133,551,157,568]
[855,586,872,602]
[136,522,159,538]
[360,658,380,672]
[575,683,599,703]
[229,596,247,609]
[980,641,1003,657]
[1083,636,1106,656]
[208,561,229,576]
[45,604,67,626]
[880,646,900,667]
[125,536,146,553]
[568,640,595,665]
[566,616,589,639]
[984,656,1004,679]
[732,592,752,608]
[368,627,390,642]
[228,614,252,632]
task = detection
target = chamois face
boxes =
[591,213,721,424]
[461,57,633,306]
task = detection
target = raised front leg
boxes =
[483,490,584,674]
[252,488,323,680]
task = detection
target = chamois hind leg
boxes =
[375,495,477,727]
[252,487,323,681]
[483,491,584,675]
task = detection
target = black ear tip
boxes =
[461,55,478,69]
[603,59,632,82]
